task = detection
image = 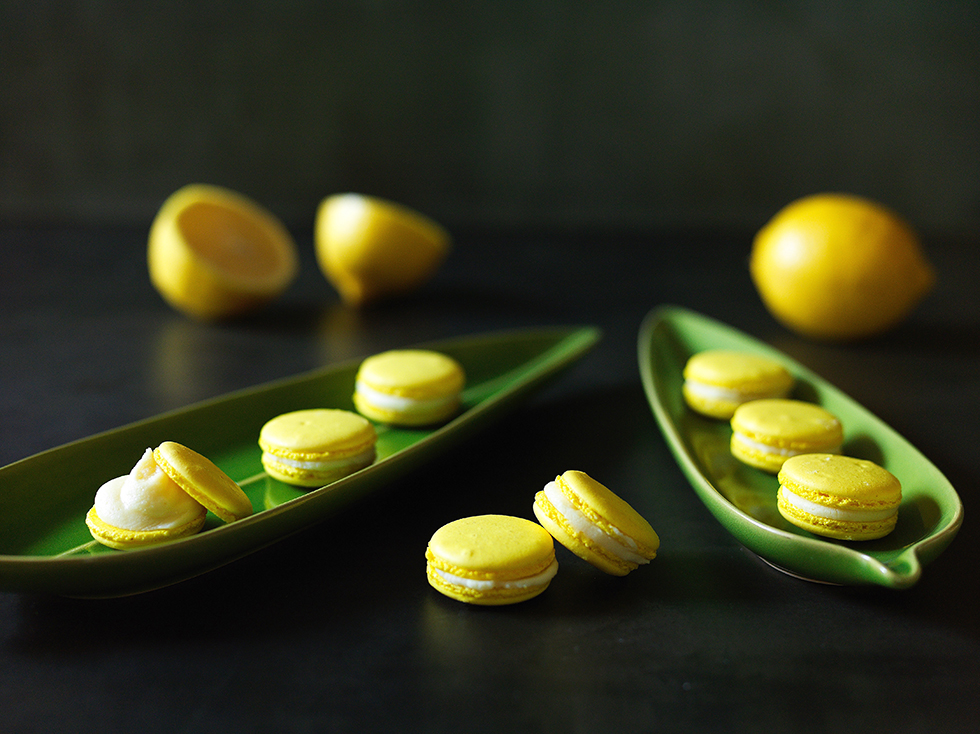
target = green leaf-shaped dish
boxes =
[638,305,962,588]
[0,326,600,597]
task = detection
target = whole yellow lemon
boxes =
[148,184,298,321]
[315,193,450,307]
[750,193,935,341]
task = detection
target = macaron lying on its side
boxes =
[259,408,377,487]
[354,349,465,427]
[730,398,843,473]
[683,350,795,419]
[533,470,659,576]
[777,453,902,540]
[426,515,558,605]
[86,441,252,550]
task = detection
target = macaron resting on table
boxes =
[682,349,795,419]
[425,515,559,605]
[533,470,660,576]
[259,408,378,487]
[777,453,902,540]
[729,398,843,473]
[354,349,465,426]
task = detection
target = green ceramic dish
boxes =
[638,305,962,588]
[0,326,600,597]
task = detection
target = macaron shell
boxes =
[427,515,554,579]
[153,441,253,523]
[352,392,460,427]
[424,561,551,606]
[683,350,794,393]
[778,453,902,503]
[85,505,207,550]
[776,491,898,541]
[356,350,464,398]
[258,409,377,460]
[730,399,843,447]
[728,437,792,473]
[261,449,375,488]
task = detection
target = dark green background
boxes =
[2,0,978,236]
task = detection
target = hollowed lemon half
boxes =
[315,193,451,307]
[148,184,299,320]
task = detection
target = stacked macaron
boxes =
[353,349,465,427]
[426,515,559,605]
[681,349,901,541]
[259,408,377,487]
[729,399,843,474]
[683,350,794,419]
[776,453,901,541]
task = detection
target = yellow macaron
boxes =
[425,515,558,605]
[682,350,795,419]
[730,398,843,473]
[259,408,378,487]
[86,441,252,550]
[532,470,659,576]
[777,453,902,540]
[353,349,465,426]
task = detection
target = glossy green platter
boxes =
[639,305,962,588]
[0,326,600,597]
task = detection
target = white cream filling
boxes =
[733,433,841,458]
[94,448,203,531]
[355,381,456,415]
[685,379,789,403]
[543,481,650,566]
[780,487,897,523]
[433,558,558,591]
[264,446,375,473]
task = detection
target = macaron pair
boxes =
[354,349,464,427]
[259,408,377,487]
[777,453,902,540]
[683,350,795,419]
[86,441,253,550]
[533,470,660,576]
[730,399,843,473]
[425,472,659,606]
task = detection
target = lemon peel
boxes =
[314,193,451,306]
[148,184,299,321]
[750,193,935,341]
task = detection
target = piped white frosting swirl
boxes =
[94,448,203,531]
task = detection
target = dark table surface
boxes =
[1,224,978,733]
